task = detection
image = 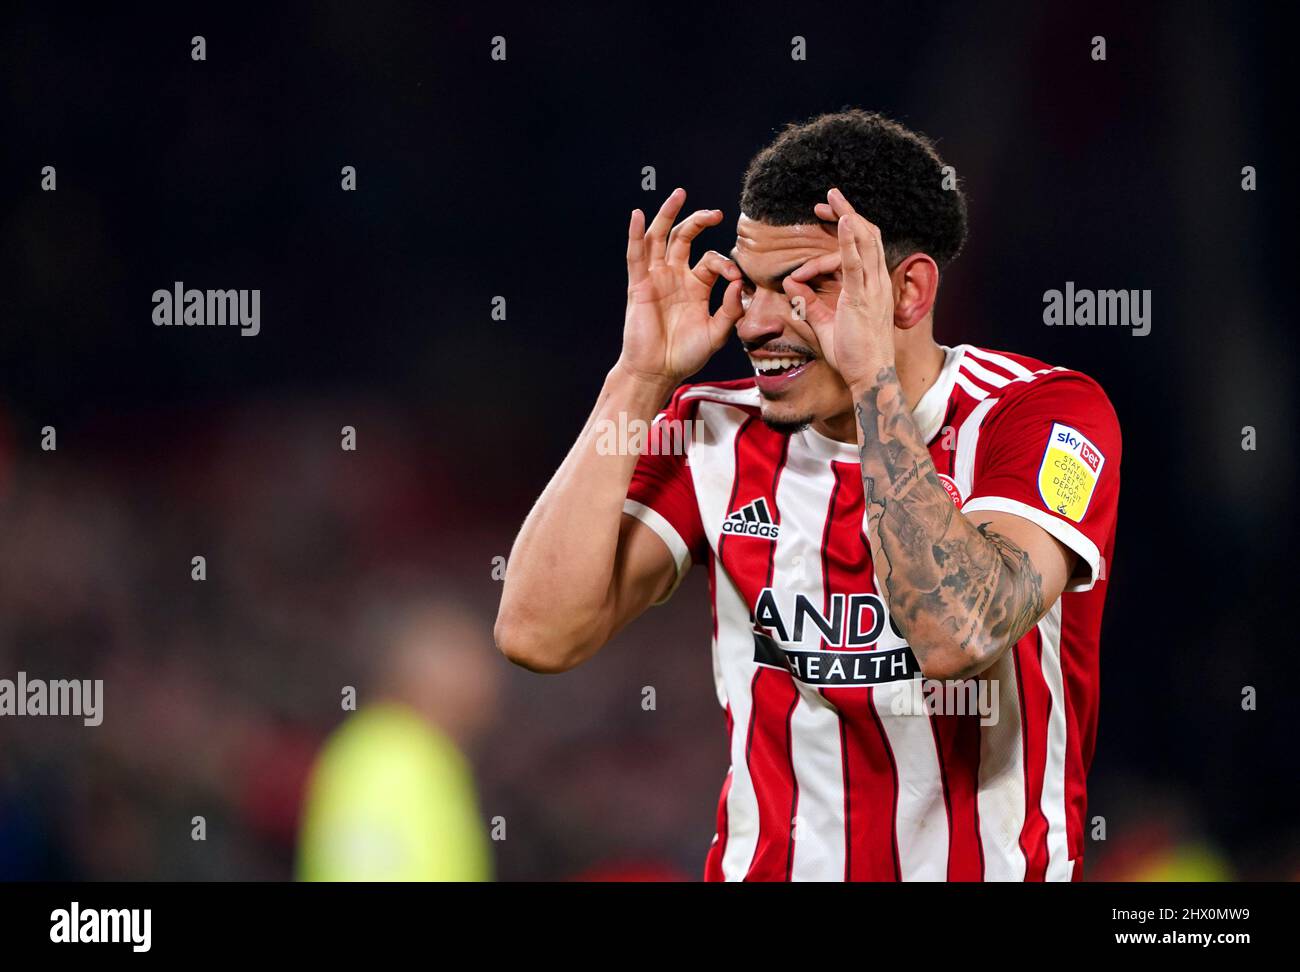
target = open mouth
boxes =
[749,353,815,393]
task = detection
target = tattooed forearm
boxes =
[975,523,1046,650]
[855,366,1046,678]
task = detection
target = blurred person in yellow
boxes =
[297,598,498,881]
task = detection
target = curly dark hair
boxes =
[740,109,968,270]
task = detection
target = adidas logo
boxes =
[721,498,780,540]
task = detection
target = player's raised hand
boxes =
[617,188,744,387]
[783,187,895,389]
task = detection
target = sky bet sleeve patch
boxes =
[1037,422,1106,522]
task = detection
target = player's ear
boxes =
[890,253,940,330]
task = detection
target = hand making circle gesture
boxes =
[618,188,744,387]
[781,187,897,389]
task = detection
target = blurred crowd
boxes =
[0,400,726,880]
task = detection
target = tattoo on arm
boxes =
[856,366,1045,676]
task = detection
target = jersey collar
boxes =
[911,344,965,443]
[798,344,965,461]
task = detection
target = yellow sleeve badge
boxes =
[1037,422,1105,523]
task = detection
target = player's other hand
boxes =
[783,187,896,390]
[616,188,744,389]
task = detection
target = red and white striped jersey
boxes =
[624,344,1121,881]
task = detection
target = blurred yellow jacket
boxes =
[297,703,491,881]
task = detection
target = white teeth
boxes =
[750,356,809,373]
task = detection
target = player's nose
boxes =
[735,288,794,344]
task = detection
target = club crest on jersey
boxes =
[721,497,779,540]
[1038,422,1105,522]
[936,473,963,508]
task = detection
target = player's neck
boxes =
[814,337,946,443]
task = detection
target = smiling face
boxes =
[732,214,850,433]
[731,109,970,434]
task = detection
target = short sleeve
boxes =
[961,374,1121,593]
[623,386,708,604]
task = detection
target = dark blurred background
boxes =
[0,1,1295,880]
